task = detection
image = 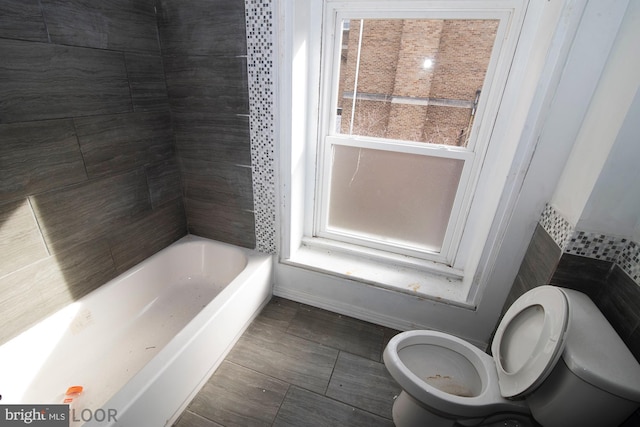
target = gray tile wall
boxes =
[157,0,256,248]
[505,223,640,363]
[503,224,563,313]
[0,0,187,345]
[505,223,640,426]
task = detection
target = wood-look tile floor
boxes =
[173,297,402,427]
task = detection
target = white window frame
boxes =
[314,5,519,267]
[276,0,554,304]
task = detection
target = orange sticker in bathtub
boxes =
[65,386,83,395]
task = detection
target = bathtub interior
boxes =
[0,235,259,418]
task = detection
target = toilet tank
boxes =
[526,288,640,427]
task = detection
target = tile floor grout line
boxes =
[288,384,395,422]
[270,383,293,427]
[322,348,343,397]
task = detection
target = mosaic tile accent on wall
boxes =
[619,241,640,283]
[539,203,574,250]
[244,0,277,254]
[564,231,628,262]
[540,203,640,285]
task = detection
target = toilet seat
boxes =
[491,285,569,398]
[384,330,530,418]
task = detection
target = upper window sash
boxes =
[321,3,516,153]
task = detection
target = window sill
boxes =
[281,238,473,308]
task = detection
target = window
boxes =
[313,3,520,268]
[279,0,532,300]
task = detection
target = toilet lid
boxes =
[491,286,569,398]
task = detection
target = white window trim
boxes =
[275,0,584,307]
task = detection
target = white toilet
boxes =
[383,285,640,427]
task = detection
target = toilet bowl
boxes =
[383,285,640,427]
[384,330,531,427]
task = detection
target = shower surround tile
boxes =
[0,119,87,200]
[124,53,172,112]
[156,0,247,57]
[184,198,256,249]
[0,39,132,123]
[74,112,175,178]
[40,0,160,53]
[0,199,49,277]
[181,158,254,211]
[108,198,186,273]
[0,0,48,42]
[172,113,252,165]
[159,0,255,249]
[164,55,249,115]
[146,159,183,209]
[30,170,152,253]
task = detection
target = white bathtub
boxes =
[0,235,273,426]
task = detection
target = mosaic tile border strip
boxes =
[539,204,574,250]
[619,241,640,283]
[245,0,276,254]
[540,203,640,285]
[564,231,628,262]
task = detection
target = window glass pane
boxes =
[337,19,498,147]
[327,145,464,253]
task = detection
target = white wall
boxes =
[579,88,640,238]
[551,0,640,233]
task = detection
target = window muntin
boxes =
[314,4,515,266]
